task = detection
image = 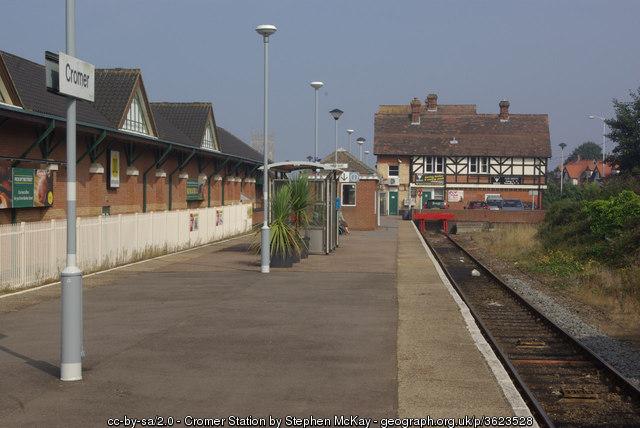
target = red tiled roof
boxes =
[563,159,613,179]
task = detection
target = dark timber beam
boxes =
[142,144,173,213]
[12,120,55,167]
[168,149,196,210]
[76,130,107,164]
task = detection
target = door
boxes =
[389,191,398,215]
[421,191,432,209]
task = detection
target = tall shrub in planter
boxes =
[268,184,301,267]
[289,175,313,257]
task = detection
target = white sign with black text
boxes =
[58,52,95,102]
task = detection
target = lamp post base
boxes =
[60,266,83,381]
[261,224,270,273]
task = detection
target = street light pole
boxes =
[60,0,83,382]
[347,129,354,154]
[256,24,276,274]
[329,109,343,166]
[356,137,365,161]
[310,82,323,162]
[559,144,566,195]
[589,115,607,177]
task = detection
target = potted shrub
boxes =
[268,185,301,267]
[289,175,313,259]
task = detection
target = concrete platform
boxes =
[0,217,523,426]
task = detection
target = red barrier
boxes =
[412,210,455,233]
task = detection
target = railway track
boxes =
[420,230,640,428]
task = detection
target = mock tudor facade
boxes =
[374,94,551,213]
[0,50,263,224]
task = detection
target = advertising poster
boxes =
[216,209,223,226]
[189,213,199,232]
[447,190,463,203]
[0,166,53,209]
[186,179,204,201]
[109,150,120,188]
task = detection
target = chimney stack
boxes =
[499,100,510,121]
[426,93,438,111]
[410,97,421,125]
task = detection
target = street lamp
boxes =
[330,109,343,166]
[364,150,370,164]
[310,81,324,161]
[588,115,607,177]
[347,129,354,154]
[559,142,567,195]
[256,23,276,274]
[356,137,365,161]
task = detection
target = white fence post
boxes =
[20,222,26,287]
[118,214,122,263]
[98,215,103,267]
[50,219,56,277]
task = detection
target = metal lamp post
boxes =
[364,150,370,164]
[310,81,323,161]
[346,129,354,154]
[356,137,365,161]
[588,115,607,178]
[256,24,276,274]
[60,0,83,382]
[330,109,343,166]
[559,142,567,195]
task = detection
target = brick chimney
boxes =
[426,93,438,111]
[499,100,510,121]
[410,97,421,125]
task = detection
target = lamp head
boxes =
[365,150,370,154]
[449,137,458,145]
[310,81,324,89]
[255,24,277,37]
[356,137,365,145]
[559,142,567,149]
[330,108,343,120]
[588,115,595,119]
[347,129,354,135]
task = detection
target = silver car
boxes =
[501,199,525,211]
[486,199,503,210]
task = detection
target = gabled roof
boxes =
[374,98,551,158]
[94,68,158,136]
[564,159,613,179]
[150,102,212,147]
[217,127,263,163]
[321,149,377,176]
[0,50,110,125]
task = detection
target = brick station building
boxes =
[0,50,263,225]
[321,149,379,231]
[374,93,551,213]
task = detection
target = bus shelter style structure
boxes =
[267,161,340,255]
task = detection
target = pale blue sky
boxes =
[2,1,639,167]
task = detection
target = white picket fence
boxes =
[0,204,253,292]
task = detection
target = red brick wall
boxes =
[445,188,543,210]
[0,118,257,225]
[341,179,378,231]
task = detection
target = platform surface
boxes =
[0,217,514,426]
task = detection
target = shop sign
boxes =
[447,190,464,202]
[0,166,54,209]
[491,176,522,185]
[108,150,120,188]
[415,174,444,185]
[186,179,204,201]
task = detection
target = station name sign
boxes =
[45,51,95,102]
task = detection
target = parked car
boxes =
[466,200,488,210]
[501,199,525,211]
[486,199,503,210]
[423,199,447,209]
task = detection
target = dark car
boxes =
[501,199,525,211]
[466,201,488,210]
[486,199,503,210]
[423,199,447,209]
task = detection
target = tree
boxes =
[606,87,640,175]
[566,141,602,162]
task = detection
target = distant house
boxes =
[563,158,615,185]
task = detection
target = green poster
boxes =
[186,179,204,201]
[12,168,34,208]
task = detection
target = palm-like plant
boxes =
[289,175,312,230]
[268,184,301,258]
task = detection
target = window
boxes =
[388,165,399,177]
[122,92,150,135]
[434,188,444,200]
[202,123,218,150]
[341,183,356,206]
[425,156,444,173]
[469,157,488,174]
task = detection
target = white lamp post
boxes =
[347,129,354,154]
[256,24,276,274]
[588,114,607,178]
[356,137,365,161]
[310,81,323,161]
[330,109,343,166]
[364,150,370,164]
[559,142,567,195]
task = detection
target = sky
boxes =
[2,1,639,168]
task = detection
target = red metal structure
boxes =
[412,210,455,233]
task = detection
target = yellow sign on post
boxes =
[109,150,120,188]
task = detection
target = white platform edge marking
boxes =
[411,223,539,427]
[0,232,251,300]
